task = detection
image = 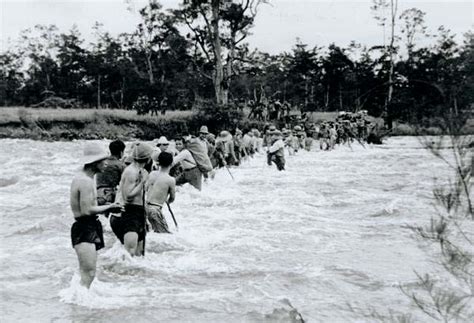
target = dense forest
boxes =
[1,0,473,127]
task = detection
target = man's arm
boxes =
[79,178,119,216]
[167,178,176,204]
[173,150,196,167]
[172,150,188,165]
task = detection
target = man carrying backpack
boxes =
[173,137,202,191]
[197,126,212,179]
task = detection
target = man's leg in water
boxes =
[74,243,97,288]
[267,152,272,166]
[124,232,139,256]
[137,241,144,256]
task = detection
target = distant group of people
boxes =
[69,113,379,288]
[134,95,169,116]
[247,99,294,122]
[305,110,379,150]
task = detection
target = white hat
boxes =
[157,136,169,145]
[81,142,108,166]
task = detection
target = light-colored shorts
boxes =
[146,203,170,233]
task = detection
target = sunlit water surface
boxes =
[0,137,469,322]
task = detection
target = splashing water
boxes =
[0,137,455,321]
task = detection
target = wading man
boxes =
[113,142,152,256]
[145,152,176,233]
[96,140,126,215]
[173,137,202,190]
[70,143,122,288]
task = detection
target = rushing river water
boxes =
[0,137,470,322]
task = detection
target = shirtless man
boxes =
[145,152,176,233]
[113,142,152,256]
[70,143,122,288]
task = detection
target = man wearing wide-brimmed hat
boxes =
[197,125,210,155]
[198,125,209,137]
[156,136,170,151]
[113,142,152,256]
[150,136,171,170]
[70,142,123,288]
[216,130,236,166]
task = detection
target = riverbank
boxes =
[0,107,472,141]
[0,107,200,141]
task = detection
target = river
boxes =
[0,137,468,322]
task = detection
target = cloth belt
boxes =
[147,202,163,208]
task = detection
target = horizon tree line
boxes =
[1,0,472,128]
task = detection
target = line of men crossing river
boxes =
[69,111,379,288]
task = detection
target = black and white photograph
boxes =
[1,0,473,321]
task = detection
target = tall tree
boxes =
[400,8,427,58]
[371,0,398,127]
[56,26,88,101]
[0,50,24,106]
[175,0,266,105]
[17,24,60,104]
[286,42,320,109]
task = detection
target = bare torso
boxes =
[70,172,97,219]
[120,163,148,206]
[146,171,175,206]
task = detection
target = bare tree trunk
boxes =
[383,0,398,129]
[387,0,397,107]
[212,0,226,105]
[146,52,155,85]
[339,84,343,110]
[325,84,330,109]
[46,73,51,91]
[225,34,238,106]
[355,88,360,108]
[304,77,309,108]
[120,78,124,109]
[97,75,101,109]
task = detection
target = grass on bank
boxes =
[0,107,472,140]
[0,106,340,124]
[0,107,194,124]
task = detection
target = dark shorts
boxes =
[110,204,146,244]
[71,216,104,250]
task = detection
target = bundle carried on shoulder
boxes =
[187,138,213,173]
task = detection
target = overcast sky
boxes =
[1,0,473,53]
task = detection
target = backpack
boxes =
[186,138,213,173]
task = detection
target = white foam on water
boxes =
[58,273,135,309]
[1,137,471,322]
